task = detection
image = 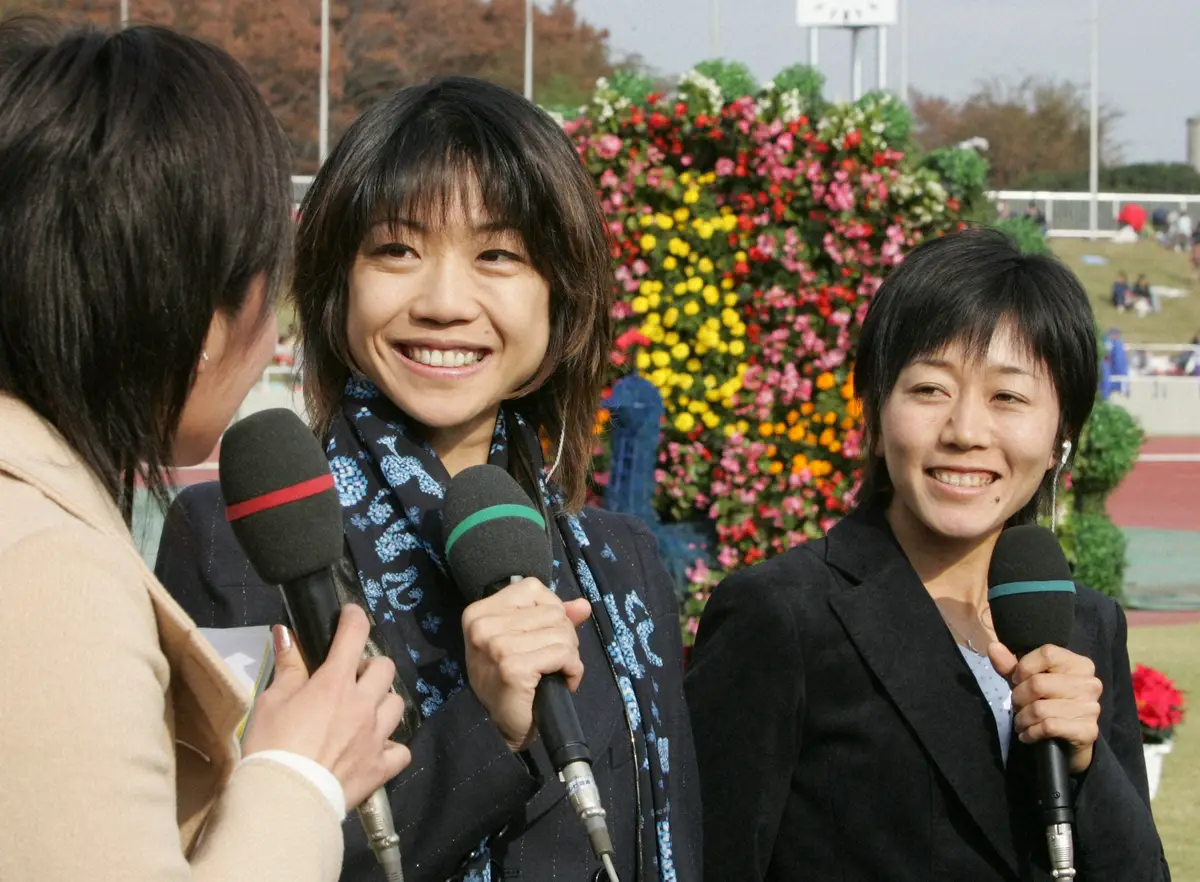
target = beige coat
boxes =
[0,395,343,880]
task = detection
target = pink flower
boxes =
[595,134,622,159]
[715,157,736,177]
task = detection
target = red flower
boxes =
[615,329,652,351]
[1132,664,1186,742]
[844,130,862,149]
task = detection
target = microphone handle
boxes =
[277,569,406,882]
[1034,739,1074,827]
[533,673,592,770]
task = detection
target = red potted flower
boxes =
[1132,663,1186,799]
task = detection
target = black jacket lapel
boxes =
[824,511,1021,877]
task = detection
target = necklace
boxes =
[941,615,984,656]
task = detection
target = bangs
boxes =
[344,102,551,263]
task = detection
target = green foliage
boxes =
[691,59,759,102]
[1073,399,1145,508]
[607,68,657,105]
[993,217,1050,255]
[920,146,989,211]
[770,64,827,116]
[1017,163,1200,194]
[1068,512,1128,604]
[857,90,912,148]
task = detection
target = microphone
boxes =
[442,464,618,879]
[987,525,1079,880]
[219,408,406,882]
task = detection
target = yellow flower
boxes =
[721,278,734,290]
[639,234,657,251]
[638,279,656,296]
[674,282,688,295]
[663,256,678,271]
[631,296,649,314]
[730,323,745,338]
[679,172,693,185]
[724,294,739,307]
[718,341,729,354]
[687,276,704,293]
[729,340,745,356]
[702,412,721,429]
[686,358,702,372]
[723,424,737,437]
[665,332,679,346]
[705,388,722,402]
[656,213,674,230]
[674,207,690,223]
[703,286,720,306]
[723,215,738,231]
[648,293,661,308]
[684,267,694,277]
[677,374,695,390]
[697,223,714,240]
[721,308,739,328]
[704,374,718,389]
[737,419,750,433]
[636,352,651,370]
[698,257,714,274]
[639,214,654,227]
[671,342,690,360]
[684,301,701,316]
[663,307,679,327]
[683,188,700,204]
[643,312,660,327]
[675,412,696,432]
[651,351,671,369]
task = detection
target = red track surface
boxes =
[1107,437,1200,532]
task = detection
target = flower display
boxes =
[1132,664,1186,744]
[563,64,967,639]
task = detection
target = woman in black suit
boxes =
[157,76,700,882]
[685,229,1169,881]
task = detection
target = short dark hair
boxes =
[0,20,293,521]
[853,228,1098,524]
[294,76,613,512]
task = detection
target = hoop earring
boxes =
[545,419,567,482]
[1050,439,1072,531]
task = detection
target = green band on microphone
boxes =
[988,580,1077,600]
[444,504,546,555]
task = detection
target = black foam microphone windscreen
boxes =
[442,464,553,600]
[218,408,343,585]
[987,524,1076,655]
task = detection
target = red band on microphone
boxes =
[225,473,335,522]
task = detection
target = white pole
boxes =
[1088,0,1100,239]
[899,0,909,102]
[809,27,819,67]
[318,0,330,162]
[850,27,864,100]
[877,26,888,91]
[524,0,534,101]
[712,0,720,56]
[119,0,128,26]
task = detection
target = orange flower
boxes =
[786,410,800,426]
[800,402,815,416]
[816,372,835,391]
[791,453,809,470]
[788,424,806,442]
[828,441,842,454]
[820,428,836,447]
[766,444,777,457]
[841,416,857,430]
[824,412,838,425]
[768,461,784,475]
[775,421,787,435]
[842,373,855,399]
[847,399,863,419]
[758,421,774,437]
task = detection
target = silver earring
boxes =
[201,351,210,362]
[1050,440,1072,531]
[545,419,568,482]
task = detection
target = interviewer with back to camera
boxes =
[0,21,409,881]
[685,229,1169,880]
[156,76,702,881]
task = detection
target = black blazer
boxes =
[684,507,1169,881]
[156,482,702,882]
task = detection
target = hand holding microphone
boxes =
[988,642,1103,775]
[462,579,593,752]
[242,605,410,809]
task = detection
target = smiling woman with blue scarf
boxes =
[155,76,700,882]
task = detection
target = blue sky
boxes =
[573,0,1199,164]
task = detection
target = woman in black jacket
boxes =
[157,77,700,882]
[685,229,1169,881]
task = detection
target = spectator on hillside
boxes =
[1111,270,1133,311]
[1132,273,1158,314]
[1025,200,1048,234]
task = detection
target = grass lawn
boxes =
[1051,238,1200,343]
[1126,623,1200,876]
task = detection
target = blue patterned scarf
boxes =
[325,378,678,881]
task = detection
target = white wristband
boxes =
[240,750,346,821]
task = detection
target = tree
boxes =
[911,76,1123,189]
[0,0,620,171]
